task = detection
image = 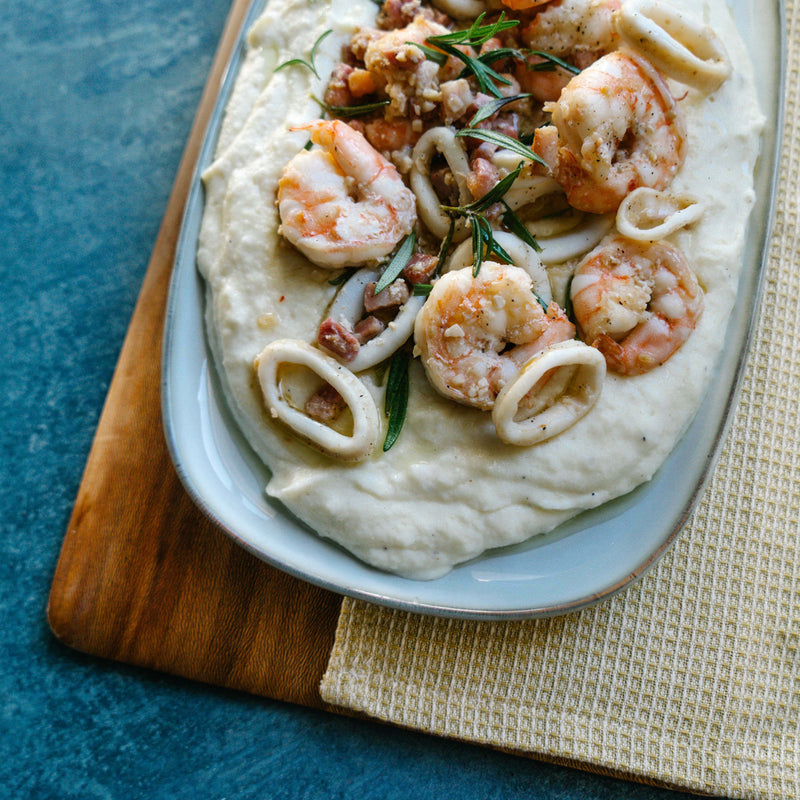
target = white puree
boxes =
[197,0,763,579]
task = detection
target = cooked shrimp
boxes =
[277,120,417,269]
[532,50,686,214]
[500,0,555,11]
[428,0,490,20]
[363,16,449,118]
[570,234,703,375]
[515,0,621,103]
[414,262,575,409]
[519,0,621,61]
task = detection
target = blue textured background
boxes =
[1,1,720,797]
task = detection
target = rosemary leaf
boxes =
[455,128,547,168]
[384,348,407,414]
[436,215,456,275]
[407,41,449,66]
[309,29,333,67]
[374,232,416,295]
[274,29,332,79]
[485,224,513,263]
[533,290,549,312]
[477,47,527,66]
[275,57,316,76]
[527,49,581,75]
[518,130,535,146]
[564,273,576,323]
[471,218,484,277]
[315,97,391,118]
[373,360,390,386]
[413,283,433,296]
[468,93,531,127]
[383,349,410,451]
[501,201,542,252]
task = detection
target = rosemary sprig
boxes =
[447,45,512,98]
[441,162,523,217]
[426,13,519,48]
[413,13,520,98]
[453,51,512,98]
[470,217,485,276]
[383,348,411,451]
[454,128,547,168]
[374,232,415,295]
[442,164,523,276]
[470,215,513,276]
[468,93,532,127]
[315,97,391,118]
[274,29,332,79]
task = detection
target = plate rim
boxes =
[161,0,787,620]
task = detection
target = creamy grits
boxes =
[197,0,763,578]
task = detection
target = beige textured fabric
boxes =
[320,4,800,798]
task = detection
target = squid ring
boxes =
[531,213,614,265]
[411,127,472,241]
[614,0,731,92]
[492,340,606,446]
[255,339,380,461]
[495,171,562,213]
[327,267,425,372]
[616,187,704,242]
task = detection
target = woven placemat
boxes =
[320,5,800,797]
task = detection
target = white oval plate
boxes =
[162,0,784,619]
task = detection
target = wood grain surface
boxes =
[46,0,342,709]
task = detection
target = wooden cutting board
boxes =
[46,0,342,710]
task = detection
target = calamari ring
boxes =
[614,0,731,92]
[255,339,380,461]
[327,267,425,372]
[532,213,614,265]
[502,177,563,213]
[411,127,472,241]
[616,187,704,241]
[492,340,606,446]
